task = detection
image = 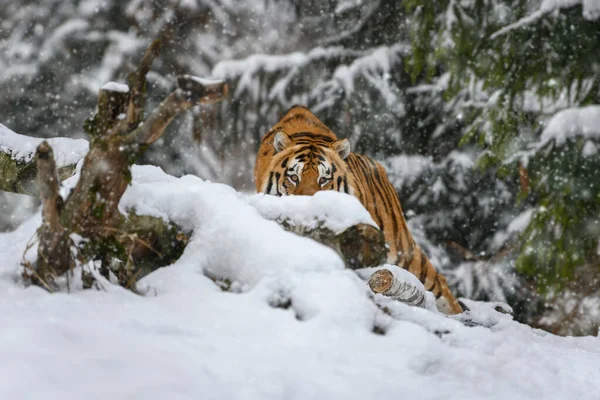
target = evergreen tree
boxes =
[405,0,600,334]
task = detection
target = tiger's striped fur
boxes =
[255,106,463,315]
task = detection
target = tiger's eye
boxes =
[319,177,329,185]
[291,175,298,182]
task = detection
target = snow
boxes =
[1,164,600,399]
[383,154,434,189]
[180,74,225,86]
[246,191,376,234]
[0,123,89,166]
[491,0,600,39]
[539,105,600,147]
[211,45,407,109]
[212,47,365,101]
[39,19,89,63]
[101,81,129,93]
[507,209,534,234]
[582,140,598,157]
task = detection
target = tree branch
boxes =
[124,76,228,146]
[126,38,163,128]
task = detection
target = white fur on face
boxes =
[317,162,332,187]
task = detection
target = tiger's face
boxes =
[262,131,352,196]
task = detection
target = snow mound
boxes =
[491,0,600,39]
[1,164,600,399]
[0,123,89,166]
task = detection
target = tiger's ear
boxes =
[273,131,292,153]
[333,139,351,160]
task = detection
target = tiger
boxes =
[255,105,463,315]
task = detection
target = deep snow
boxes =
[1,164,600,400]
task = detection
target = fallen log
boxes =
[280,221,387,270]
[248,192,388,270]
[0,124,87,196]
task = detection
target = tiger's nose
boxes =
[297,185,318,196]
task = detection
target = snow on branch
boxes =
[490,0,600,40]
[539,105,600,147]
[213,43,407,114]
[319,0,382,46]
[213,47,366,101]
[326,43,409,108]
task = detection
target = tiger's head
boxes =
[261,131,353,196]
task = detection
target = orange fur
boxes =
[255,106,463,315]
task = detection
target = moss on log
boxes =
[0,151,77,196]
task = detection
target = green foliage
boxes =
[405,1,600,291]
[518,139,600,291]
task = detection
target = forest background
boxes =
[1,0,599,335]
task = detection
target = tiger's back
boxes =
[255,106,463,315]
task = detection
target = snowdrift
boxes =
[1,164,599,400]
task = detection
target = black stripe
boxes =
[432,279,441,297]
[364,156,400,249]
[419,250,428,283]
[343,176,349,194]
[274,172,281,196]
[261,131,277,145]
[266,172,274,194]
[289,132,334,142]
[281,158,288,168]
[352,155,384,228]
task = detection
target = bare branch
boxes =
[125,77,228,146]
[126,38,163,127]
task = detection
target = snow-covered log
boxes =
[248,192,387,270]
[368,268,427,309]
[283,222,386,270]
[0,123,87,196]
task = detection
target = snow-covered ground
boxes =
[1,164,600,400]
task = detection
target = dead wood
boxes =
[23,38,225,291]
[368,269,427,308]
[32,142,74,290]
[0,144,78,196]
